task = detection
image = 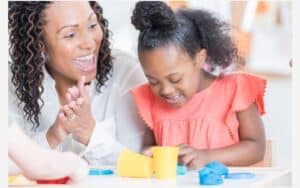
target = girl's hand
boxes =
[178,144,210,169]
[62,76,95,145]
[141,146,153,157]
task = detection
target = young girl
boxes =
[131,1,266,169]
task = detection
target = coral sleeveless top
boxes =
[131,73,266,149]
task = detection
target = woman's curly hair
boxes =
[131,1,241,72]
[8,1,112,129]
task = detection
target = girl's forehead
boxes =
[141,46,193,75]
[142,45,190,62]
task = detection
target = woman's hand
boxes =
[178,144,210,170]
[61,76,96,145]
[46,108,71,149]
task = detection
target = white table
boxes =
[9,167,291,187]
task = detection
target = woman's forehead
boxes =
[43,2,94,27]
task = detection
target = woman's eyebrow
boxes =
[56,12,95,34]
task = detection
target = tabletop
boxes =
[9,167,291,188]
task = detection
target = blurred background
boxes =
[100,0,292,168]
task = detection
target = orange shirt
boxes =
[131,73,266,149]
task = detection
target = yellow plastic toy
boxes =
[151,146,179,179]
[117,149,153,178]
[8,175,18,183]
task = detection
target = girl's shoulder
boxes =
[214,72,266,91]
[214,72,267,114]
[219,72,266,83]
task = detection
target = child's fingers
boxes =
[178,153,195,166]
[178,145,193,156]
[141,148,153,157]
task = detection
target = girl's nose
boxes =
[160,84,175,96]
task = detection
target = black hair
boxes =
[131,1,240,70]
[9,1,112,129]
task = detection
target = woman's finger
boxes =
[78,76,86,97]
[66,92,73,104]
[63,105,76,122]
[68,101,80,115]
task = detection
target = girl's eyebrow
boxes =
[146,72,180,79]
[56,12,95,34]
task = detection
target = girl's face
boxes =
[140,45,207,108]
[43,2,102,85]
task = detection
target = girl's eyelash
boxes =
[150,81,159,86]
[171,78,181,83]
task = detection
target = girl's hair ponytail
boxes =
[178,10,239,70]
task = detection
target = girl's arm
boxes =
[179,103,266,168]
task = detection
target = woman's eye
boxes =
[63,32,75,39]
[89,23,99,29]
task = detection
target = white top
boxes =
[9,49,147,165]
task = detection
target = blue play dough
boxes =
[199,167,223,185]
[176,164,187,175]
[225,172,255,179]
[205,161,229,176]
[89,169,114,176]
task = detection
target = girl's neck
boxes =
[197,69,217,92]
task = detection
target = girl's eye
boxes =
[149,80,159,86]
[170,78,181,83]
[63,32,75,39]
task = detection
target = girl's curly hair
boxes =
[8,1,112,129]
[131,1,241,71]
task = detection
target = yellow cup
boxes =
[151,146,179,179]
[117,149,153,178]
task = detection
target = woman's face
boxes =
[43,2,102,85]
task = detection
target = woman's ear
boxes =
[195,49,207,69]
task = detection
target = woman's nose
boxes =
[79,33,95,51]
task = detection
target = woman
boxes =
[8,1,146,165]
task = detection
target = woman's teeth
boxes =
[75,54,94,61]
[73,54,96,72]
